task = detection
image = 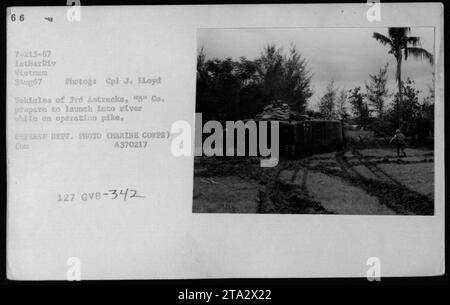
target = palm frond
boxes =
[407,36,422,47]
[373,32,392,46]
[406,47,434,65]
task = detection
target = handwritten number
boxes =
[109,190,118,199]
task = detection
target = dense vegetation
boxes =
[196,28,434,139]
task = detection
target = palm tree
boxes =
[372,27,433,125]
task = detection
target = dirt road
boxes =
[193,147,434,215]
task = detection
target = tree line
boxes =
[196,28,434,139]
[318,27,434,138]
[317,70,434,138]
[196,44,313,122]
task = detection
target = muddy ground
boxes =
[192,147,434,215]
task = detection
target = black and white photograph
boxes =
[193,27,435,215]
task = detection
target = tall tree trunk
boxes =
[396,52,403,128]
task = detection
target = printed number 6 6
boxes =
[11,14,25,22]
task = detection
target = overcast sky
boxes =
[198,27,434,110]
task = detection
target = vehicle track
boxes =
[331,150,434,215]
[258,159,331,214]
[351,148,403,186]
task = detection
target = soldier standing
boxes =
[389,129,407,157]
